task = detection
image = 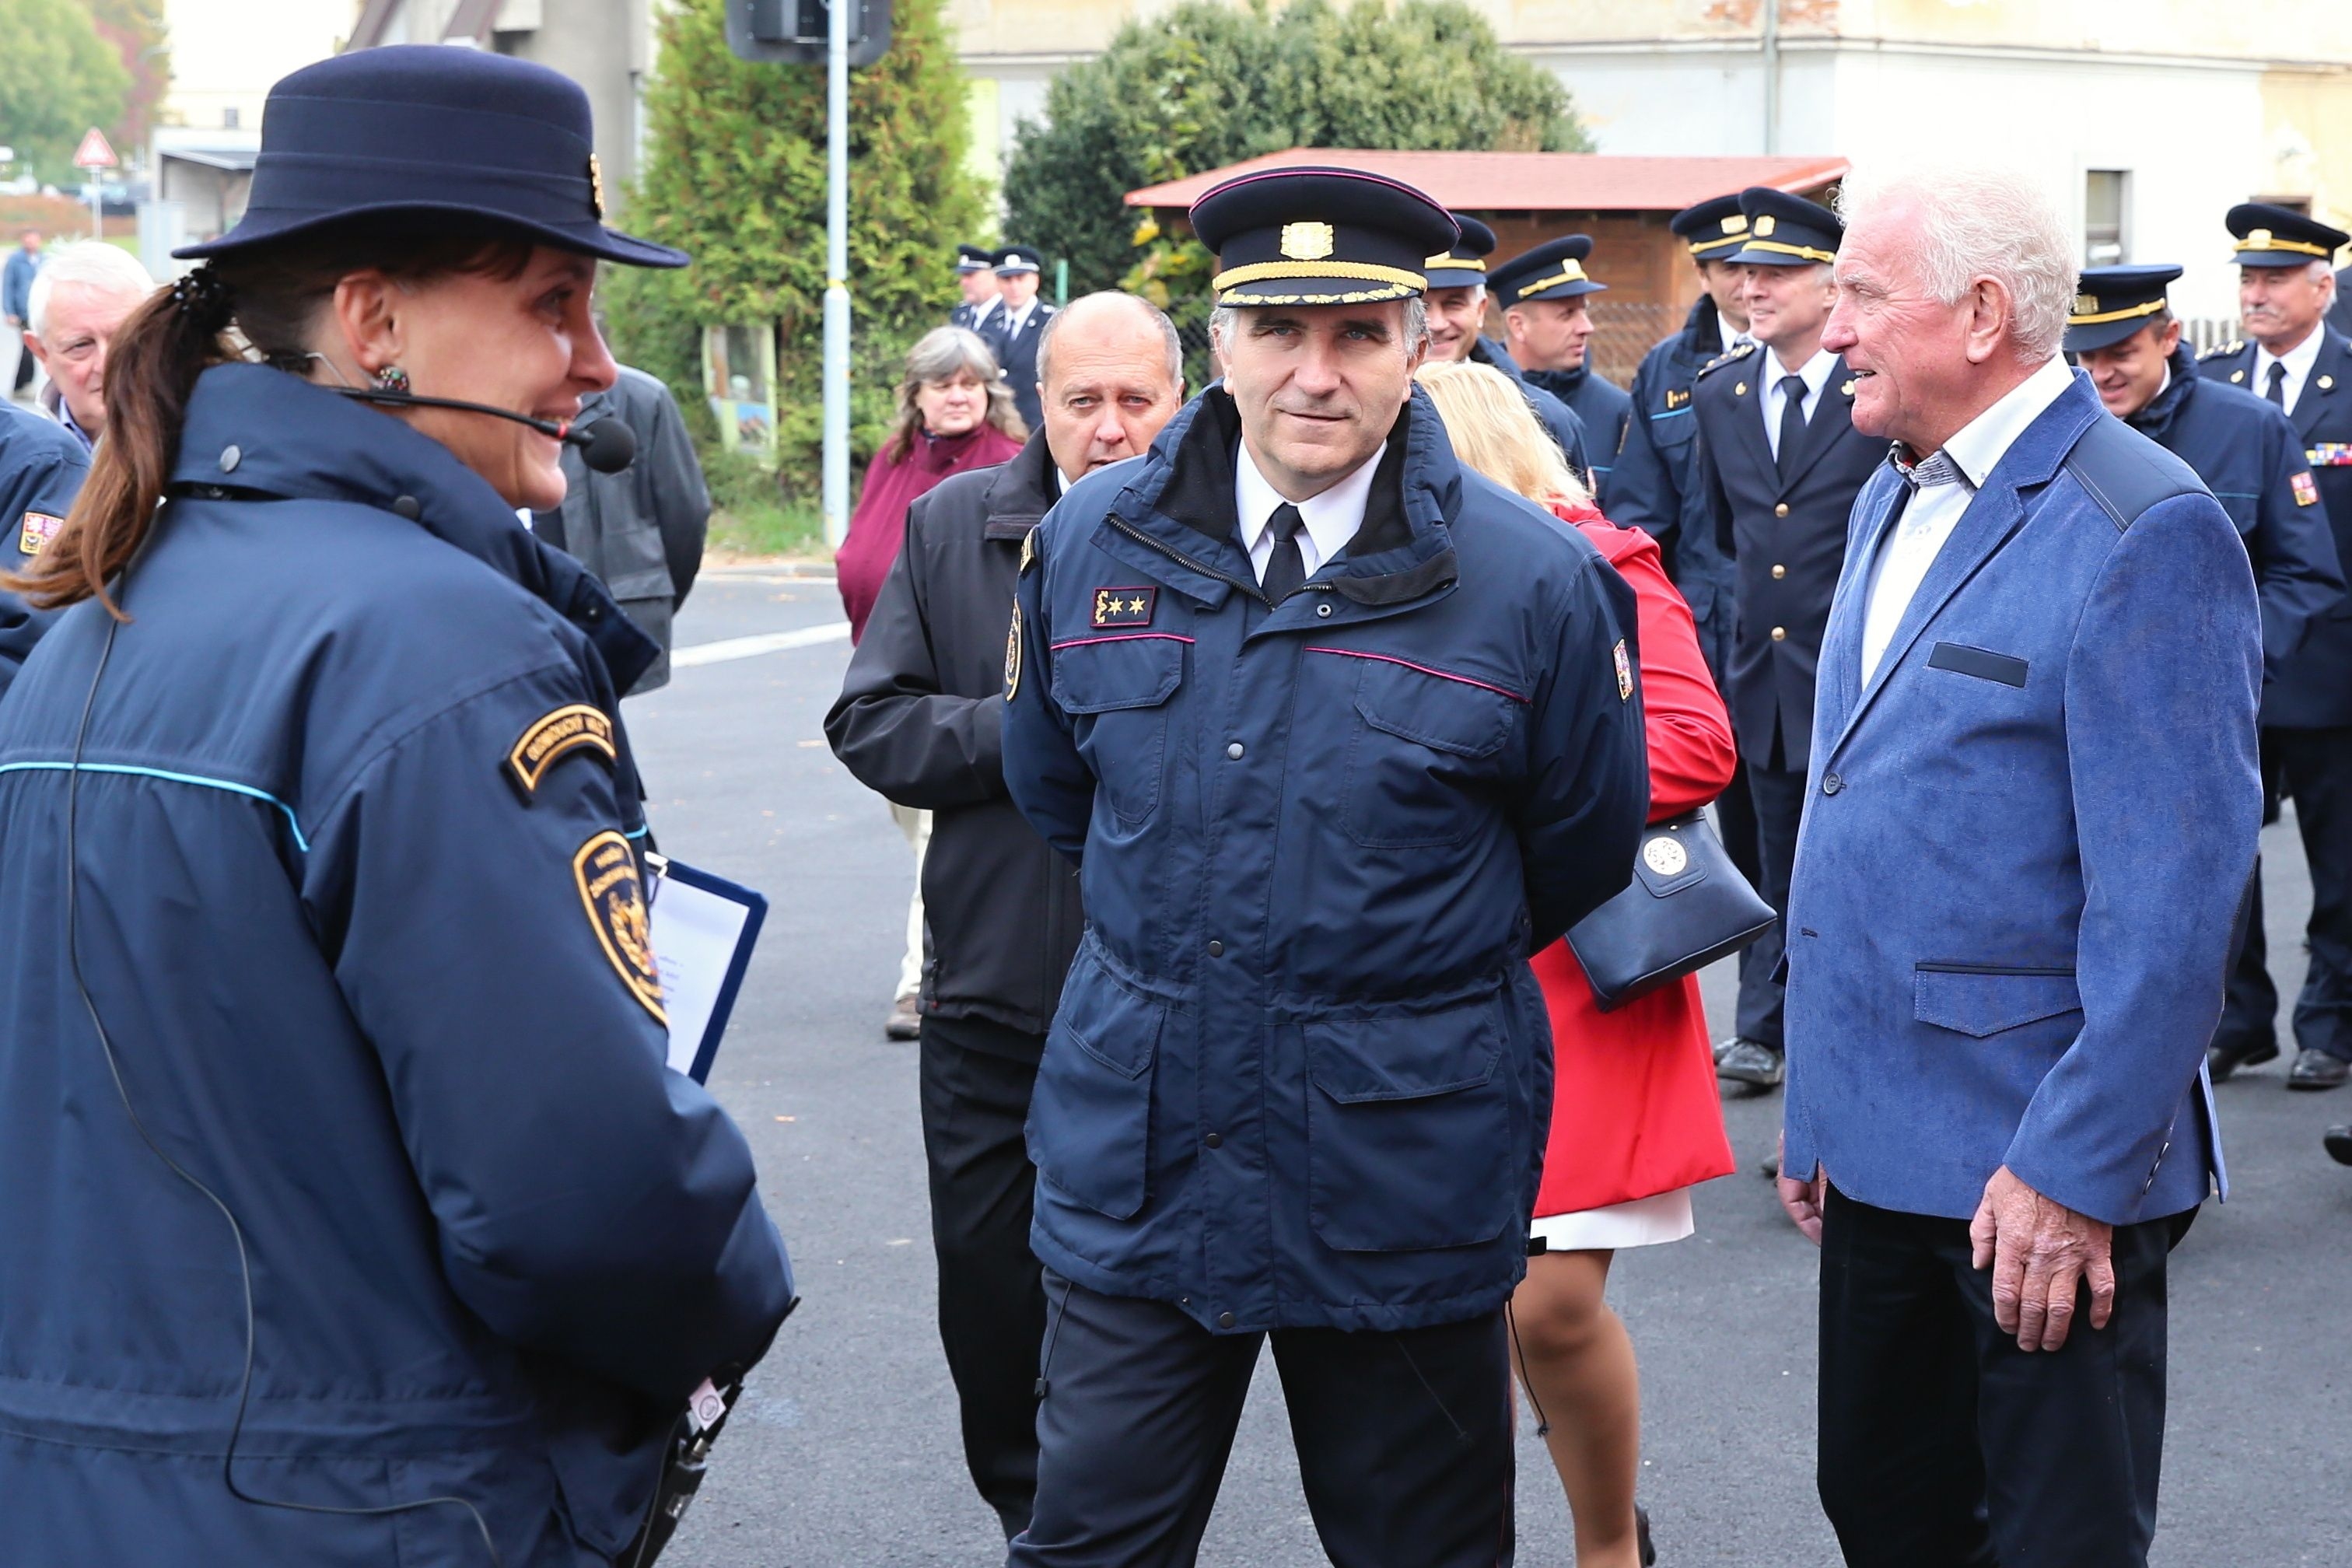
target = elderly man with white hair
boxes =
[23,240,155,450]
[1773,164,2262,1566]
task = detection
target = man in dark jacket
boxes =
[826,291,1186,1540]
[982,246,1058,432]
[0,396,86,698]
[1491,233,1633,468]
[1000,167,1647,1568]
[1419,212,1592,481]
[531,364,709,693]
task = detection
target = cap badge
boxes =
[2074,293,2098,316]
[588,153,606,219]
[1280,222,1335,262]
[2249,228,2272,247]
[1723,215,1748,234]
[1754,215,1777,237]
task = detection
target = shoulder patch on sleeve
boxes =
[2293,470,2321,507]
[19,511,62,558]
[574,830,665,1023]
[1019,528,1038,574]
[1005,601,1024,699]
[506,703,616,798]
[1614,639,1633,701]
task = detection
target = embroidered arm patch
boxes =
[1005,602,1023,699]
[19,511,62,558]
[574,829,666,1023]
[506,703,616,798]
[2292,471,2320,507]
[1614,639,1633,701]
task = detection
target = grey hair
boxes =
[888,325,1025,460]
[1036,292,1184,393]
[1836,163,2075,362]
[1207,295,1430,362]
[27,241,156,338]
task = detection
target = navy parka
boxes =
[0,366,794,1565]
[1003,385,1649,1335]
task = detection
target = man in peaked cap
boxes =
[2198,204,2352,1092]
[1418,211,1594,481]
[952,242,1004,333]
[1692,186,1883,1094]
[982,245,1057,430]
[999,163,1647,1568]
[1492,233,1633,467]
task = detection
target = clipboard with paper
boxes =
[644,852,768,1083]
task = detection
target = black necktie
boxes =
[2266,361,2288,411]
[1776,374,1809,478]
[1262,503,1307,604]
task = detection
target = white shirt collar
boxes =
[1718,313,1750,354]
[2255,324,2324,409]
[1003,296,1038,334]
[1234,438,1384,581]
[1934,355,2077,489]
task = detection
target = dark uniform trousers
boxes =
[2224,727,2352,1062]
[919,1013,1051,1540]
[1818,1187,2190,1568]
[1010,1274,1514,1568]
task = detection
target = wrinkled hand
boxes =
[1969,1166,2114,1352]
[1775,1131,1827,1244]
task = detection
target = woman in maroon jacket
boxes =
[838,326,1026,1038]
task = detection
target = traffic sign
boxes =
[73,128,118,170]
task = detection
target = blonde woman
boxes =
[1418,359,1738,1568]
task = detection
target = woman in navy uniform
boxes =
[0,47,793,1566]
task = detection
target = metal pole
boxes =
[821,0,852,548]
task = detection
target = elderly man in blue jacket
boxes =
[1001,166,1648,1568]
[1776,165,2262,1568]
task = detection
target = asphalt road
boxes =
[633,569,2352,1568]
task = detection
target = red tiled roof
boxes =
[1126,149,1850,213]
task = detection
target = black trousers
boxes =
[1010,1274,1514,1568]
[918,1013,1049,1540]
[2220,726,2352,1062]
[1817,1187,2189,1568]
[1734,758,1808,1051]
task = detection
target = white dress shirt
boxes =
[1761,345,1843,461]
[1234,439,1385,586]
[1718,313,1752,356]
[998,296,1039,340]
[1858,355,2076,684]
[2253,324,2324,416]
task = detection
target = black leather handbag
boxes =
[1565,808,1776,1013]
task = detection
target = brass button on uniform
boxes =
[1770,626,1787,642]
[1773,502,1790,518]
[1771,564,1786,579]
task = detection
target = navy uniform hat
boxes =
[2065,264,2183,353]
[1726,187,1841,268]
[995,245,1043,277]
[1671,194,1749,262]
[955,243,994,275]
[1191,165,1457,307]
[1489,235,1608,308]
[2227,202,2349,269]
[1424,214,1497,290]
[176,46,684,268]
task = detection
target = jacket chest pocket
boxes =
[1052,635,1188,826]
[1324,653,1521,849]
[1304,992,1514,1251]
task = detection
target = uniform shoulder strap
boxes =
[2060,413,2206,534]
[1695,340,1757,379]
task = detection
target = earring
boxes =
[372,365,411,394]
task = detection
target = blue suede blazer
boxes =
[1782,373,2263,1226]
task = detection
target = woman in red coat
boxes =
[1419,361,1738,1568]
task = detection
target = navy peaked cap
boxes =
[2227,203,2348,268]
[2064,264,2182,353]
[1489,234,1607,306]
[955,243,994,272]
[1424,213,1497,289]
[1671,194,1750,260]
[995,245,1043,275]
[1726,187,1841,268]
[176,46,684,268]
[1192,166,1457,306]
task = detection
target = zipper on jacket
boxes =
[1108,514,1270,607]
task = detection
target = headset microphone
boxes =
[336,387,639,474]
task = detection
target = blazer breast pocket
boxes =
[1927,641,2029,688]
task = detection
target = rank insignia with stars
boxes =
[1091,586,1157,628]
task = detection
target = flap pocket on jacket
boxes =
[1349,658,1517,758]
[1304,994,1512,1251]
[1029,944,1166,1220]
[1050,635,1185,713]
[1914,964,2082,1038]
[1926,642,2029,688]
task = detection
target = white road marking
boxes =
[672,621,852,667]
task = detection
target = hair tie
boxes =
[169,268,236,333]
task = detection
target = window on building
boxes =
[222,106,240,131]
[2084,170,2128,266]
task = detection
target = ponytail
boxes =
[2,270,235,618]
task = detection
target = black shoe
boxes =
[2287,1051,2350,1091]
[2207,1035,2280,1083]
[1717,1037,1784,1091]
[1636,1503,1657,1566]
[1759,1152,1780,1180]
[2325,1126,2352,1167]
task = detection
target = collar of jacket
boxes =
[169,363,658,693]
[1108,383,1459,608]
[1677,294,1720,359]
[1469,334,1526,382]
[2126,344,2202,440]
[1523,362,1588,402]
[981,430,1061,540]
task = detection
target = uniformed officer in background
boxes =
[1000,165,1648,1567]
[1,395,86,693]
[952,242,1003,333]
[1418,211,1593,481]
[1694,187,1882,1094]
[981,245,1056,432]
[2200,205,2352,1091]
[1491,233,1633,470]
